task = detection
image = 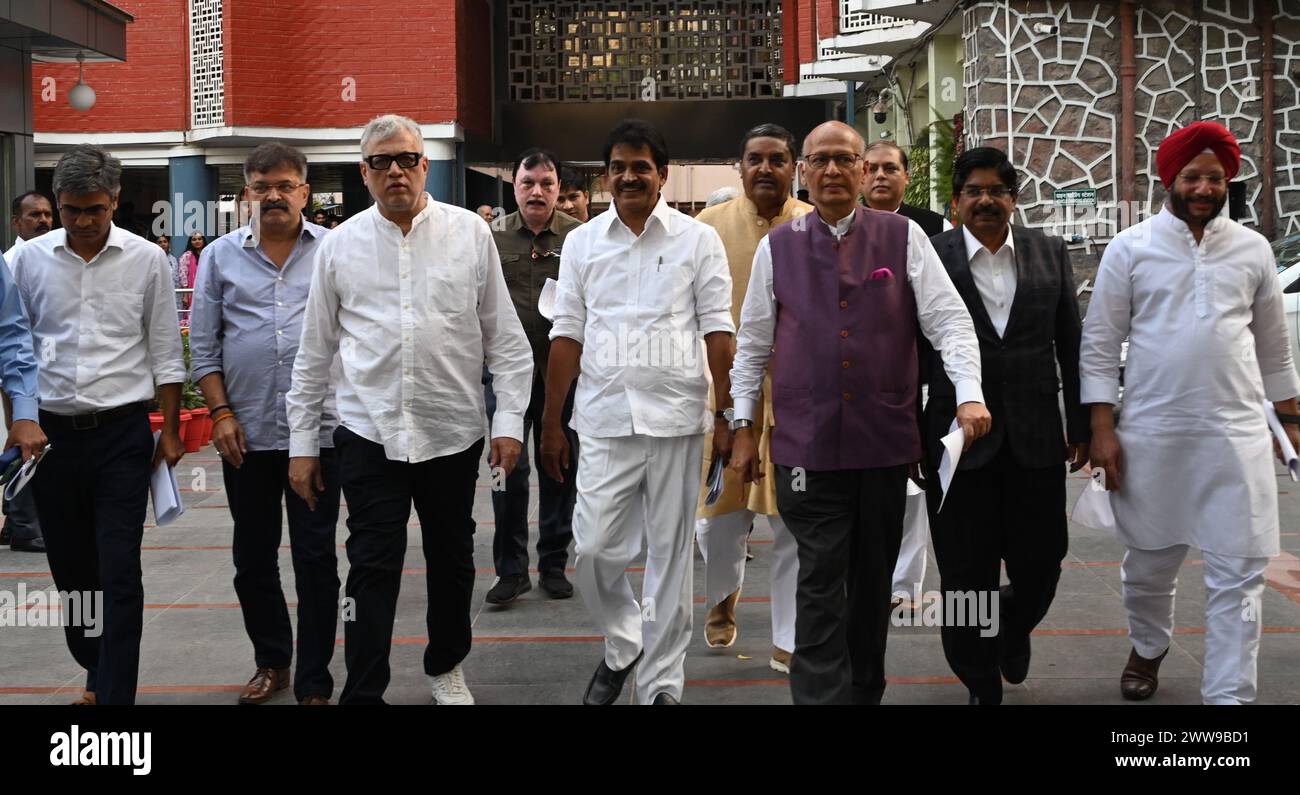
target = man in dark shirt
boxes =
[484,148,583,605]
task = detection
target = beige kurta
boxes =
[695,195,812,518]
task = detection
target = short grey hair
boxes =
[705,187,740,208]
[360,114,424,157]
[52,144,122,198]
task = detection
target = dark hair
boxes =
[11,191,51,218]
[952,146,1018,197]
[244,141,308,183]
[603,119,669,170]
[513,148,561,181]
[184,233,208,256]
[740,123,797,162]
[866,140,909,173]
[559,166,589,194]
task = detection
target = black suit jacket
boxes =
[896,202,947,237]
[921,226,1089,471]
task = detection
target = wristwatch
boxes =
[1278,412,1300,425]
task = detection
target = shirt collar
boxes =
[52,222,127,256]
[240,219,324,248]
[372,192,437,232]
[603,193,677,238]
[816,208,856,238]
[962,223,1014,261]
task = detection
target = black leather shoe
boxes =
[539,570,573,599]
[485,574,531,605]
[583,651,643,705]
[0,524,10,545]
[1000,635,1031,685]
[652,692,679,705]
[10,536,46,553]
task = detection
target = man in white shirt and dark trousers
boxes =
[10,145,187,705]
[541,120,736,705]
[287,115,533,705]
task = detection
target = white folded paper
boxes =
[1071,468,1116,532]
[1264,401,1300,482]
[937,419,964,511]
[537,277,558,321]
[150,431,185,526]
[704,455,725,507]
[2,444,49,501]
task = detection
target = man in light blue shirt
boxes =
[189,142,341,705]
[0,250,48,552]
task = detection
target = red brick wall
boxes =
[455,0,492,137]
[782,0,799,85]
[225,0,461,129]
[817,0,837,38]
[797,0,815,66]
[32,0,189,133]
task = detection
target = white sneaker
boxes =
[428,664,475,705]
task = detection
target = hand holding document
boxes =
[1264,402,1300,482]
[150,431,185,526]
[0,443,50,500]
[704,455,725,507]
[538,277,558,321]
[1071,468,1116,532]
[937,419,964,511]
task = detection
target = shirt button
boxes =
[277,329,283,335]
[277,301,283,307]
[839,300,848,309]
[842,391,851,401]
[841,360,850,369]
[840,329,848,338]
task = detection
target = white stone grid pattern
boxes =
[189,0,224,128]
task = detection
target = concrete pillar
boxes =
[166,155,215,257]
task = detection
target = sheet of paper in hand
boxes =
[1264,402,1300,482]
[538,277,558,321]
[704,455,725,507]
[937,419,964,511]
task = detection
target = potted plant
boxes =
[180,329,210,451]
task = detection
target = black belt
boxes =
[40,401,150,431]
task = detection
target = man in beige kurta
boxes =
[696,124,811,673]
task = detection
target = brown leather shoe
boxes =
[238,667,290,704]
[704,589,740,648]
[298,695,330,705]
[1121,647,1169,701]
[70,691,95,705]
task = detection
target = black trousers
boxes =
[925,444,1068,703]
[485,371,577,578]
[334,426,483,705]
[776,463,907,705]
[223,448,341,701]
[33,408,153,705]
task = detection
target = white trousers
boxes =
[572,433,703,704]
[891,482,929,599]
[695,509,800,652]
[1121,544,1269,704]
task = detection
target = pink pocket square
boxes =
[868,267,893,281]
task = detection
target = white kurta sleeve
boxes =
[729,236,776,422]
[1249,236,1300,401]
[287,240,341,458]
[1079,234,1133,406]
[907,223,984,406]
[693,228,736,337]
[549,235,587,346]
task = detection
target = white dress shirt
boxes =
[732,212,984,421]
[549,195,735,438]
[891,204,954,232]
[287,195,533,462]
[962,224,1017,337]
[4,236,26,261]
[9,224,186,413]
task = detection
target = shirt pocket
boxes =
[97,292,144,339]
[427,262,474,318]
[640,263,693,318]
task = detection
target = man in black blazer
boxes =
[863,141,952,237]
[921,147,1089,704]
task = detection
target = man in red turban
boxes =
[1154,121,1241,238]
[1082,119,1299,704]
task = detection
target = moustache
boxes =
[260,201,289,213]
[35,224,50,233]
[617,181,645,191]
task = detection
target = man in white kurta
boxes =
[540,120,735,705]
[1080,121,1300,704]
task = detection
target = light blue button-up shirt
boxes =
[0,252,39,422]
[189,221,337,451]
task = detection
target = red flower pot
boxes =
[178,410,192,451]
[189,406,212,449]
[149,412,166,434]
[181,409,204,453]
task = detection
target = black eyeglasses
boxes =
[363,152,422,170]
[960,185,1014,199]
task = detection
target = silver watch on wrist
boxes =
[725,408,753,432]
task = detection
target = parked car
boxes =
[1269,233,1300,377]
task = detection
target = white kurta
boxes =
[1080,207,1300,558]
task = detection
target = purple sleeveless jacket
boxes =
[768,207,920,470]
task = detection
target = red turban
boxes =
[1156,121,1241,188]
